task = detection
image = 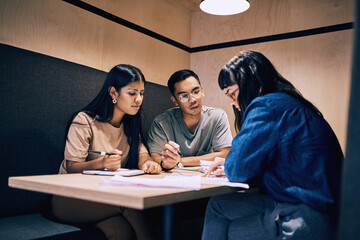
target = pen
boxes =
[168,140,182,156]
[88,150,115,156]
[177,150,183,157]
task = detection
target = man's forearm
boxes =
[151,147,231,167]
[180,148,230,166]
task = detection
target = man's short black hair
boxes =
[167,69,200,95]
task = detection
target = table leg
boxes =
[163,204,175,240]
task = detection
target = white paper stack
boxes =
[104,173,202,190]
[102,173,249,190]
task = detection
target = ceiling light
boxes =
[200,0,250,16]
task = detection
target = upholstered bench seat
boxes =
[0,213,106,240]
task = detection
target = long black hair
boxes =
[218,50,322,132]
[65,64,146,169]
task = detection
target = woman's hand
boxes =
[102,149,123,171]
[141,160,162,174]
[203,157,225,177]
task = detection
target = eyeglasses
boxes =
[225,88,239,101]
[177,88,202,103]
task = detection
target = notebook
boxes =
[82,168,145,177]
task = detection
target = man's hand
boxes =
[161,141,182,169]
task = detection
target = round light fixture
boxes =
[200,0,250,16]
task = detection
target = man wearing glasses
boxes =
[147,69,233,170]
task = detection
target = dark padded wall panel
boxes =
[142,83,173,141]
[0,44,173,217]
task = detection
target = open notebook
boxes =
[82,168,145,177]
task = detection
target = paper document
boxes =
[173,166,203,171]
[201,176,249,189]
[200,160,224,172]
[104,173,202,190]
[102,173,249,190]
[82,168,145,177]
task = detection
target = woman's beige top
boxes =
[59,112,148,174]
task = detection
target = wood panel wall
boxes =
[0,0,191,86]
[191,0,354,151]
[0,0,355,150]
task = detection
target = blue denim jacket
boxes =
[225,93,343,216]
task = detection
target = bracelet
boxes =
[160,160,174,171]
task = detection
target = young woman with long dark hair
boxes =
[52,64,160,240]
[202,51,343,240]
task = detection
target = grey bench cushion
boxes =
[0,213,106,240]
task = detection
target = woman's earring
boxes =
[112,98,117,104]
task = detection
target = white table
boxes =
[9,172,244,239]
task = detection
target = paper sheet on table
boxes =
[102,173,249,190]
[103,173,202,190]
[171,172,249,189]
[172,166,203,172]
[200,160,223,173]
[201,176,249,189]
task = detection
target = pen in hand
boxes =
[178,149,183,157]
[169,141,183,157]
[88,150,116,156]
[88,150,123,171]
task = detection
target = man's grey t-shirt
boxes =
[147,106,233,156]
